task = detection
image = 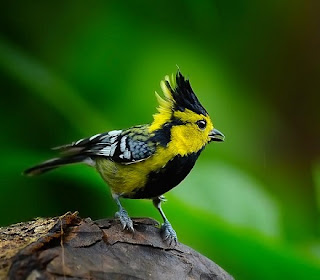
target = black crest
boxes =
[168,71,207,115]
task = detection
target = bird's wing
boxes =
[53,125,156,164]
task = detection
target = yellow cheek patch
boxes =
[170,124,209,156]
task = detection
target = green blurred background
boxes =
[1,1,319,279]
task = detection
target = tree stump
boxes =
[0,212,234,280]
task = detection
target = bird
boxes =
[24,70,224,244]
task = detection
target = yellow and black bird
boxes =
[24,71,224,244]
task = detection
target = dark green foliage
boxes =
[0,1,319,279]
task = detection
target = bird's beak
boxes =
[209,128,225,142]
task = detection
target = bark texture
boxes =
[0,212,234,280]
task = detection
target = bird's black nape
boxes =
[171,71,208,115]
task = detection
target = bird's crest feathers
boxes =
[155,71,207,115]
[150,71,207,132]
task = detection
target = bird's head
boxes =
[149,71,224,156]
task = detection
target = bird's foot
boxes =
[115,208,134,232]
[161,220,177,245]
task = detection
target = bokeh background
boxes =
[1,1,319,279]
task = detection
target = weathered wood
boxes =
[0,212,234,280]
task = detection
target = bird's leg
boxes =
[113,194,134,232]
[153,196,177,245]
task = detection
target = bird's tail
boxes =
[23,155,89,176]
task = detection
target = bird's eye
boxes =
[196,120,207,130]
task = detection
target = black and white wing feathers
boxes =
[53,126,156,164]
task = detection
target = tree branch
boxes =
[0,212,234,280]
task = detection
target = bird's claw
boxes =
[161,220,177,245]
[115,208,134,232]
[159,195,167,202]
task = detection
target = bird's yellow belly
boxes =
[96,159,146,195]
[95,147,174,197]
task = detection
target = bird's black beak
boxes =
[209,128,225,142]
